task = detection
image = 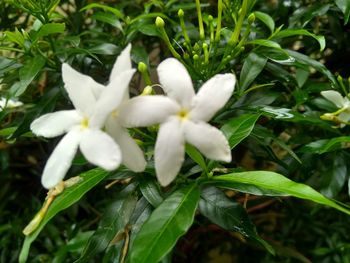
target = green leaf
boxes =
[76,184,138,262]
[88,43,119,55]
[239,52,267,91]
[139,177,164,207]
[35,23,65,39]
[138,24,163,37]
[273,29,325,51]
[185,144,207,171]
[5,28,25,48]
[247,39,281,49]
[221,114,260,149]
[12,55,46,97]
[129,183,200,263]
[300,136,350,154]
[199,187,274,254]
[286,50,337,86]
[19,168,110,263]
[335,0,350,24]
[92,12,123,30]
[320,154,347,198]
[254,11,275,33]
[210,171,350,215]
[80,3,124,19]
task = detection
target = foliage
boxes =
[1,0,350,262]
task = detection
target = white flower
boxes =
[0,97,23,111]
[31,45,138,189]
[91,45,146,173]
[120,58,235,186]
[321,90,350,125]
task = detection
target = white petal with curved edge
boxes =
[62,63,104,116]
[321,90,345,108]
[157,58,195,108]
[339,111,350,124]
[109,44,132,82]
[106,118,146,172]
[80,129,121,170]
[184,120,231,162]
[190,74,236,121]
[119,95,180,127]
[155,117,185,186]
[30,110,82,138]
[90,69,135,128]
[41,129,81,189]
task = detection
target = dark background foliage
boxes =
[1,0,350,262]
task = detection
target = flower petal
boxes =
[184,121,231,162]
[62,63,105,116]
[41,129,81,189]
[80,129,121,170]
[30,110,82,138]
[321,90,345,108]
[157,58,195,108]
[109,44,132,82]
[155,117,185,186]
[339,111,350,124]
[90,69,135,128]
[106,118,146,172]
[119,95,180,127]
[190,73,236,121]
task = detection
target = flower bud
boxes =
[178,9,184,18]
[155,16,165,28]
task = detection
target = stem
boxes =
[155,17,182,60]
[215,0,223,42]
[229,0,248,46]
[195,0,205,40]
[178,9,191,48]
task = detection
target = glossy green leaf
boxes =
[35,23,65,39]
[221,114,260,149]
[335,0,350,24]
[273,29,325,51]
[300,136,350,154]
[185,144,207,171]
[19,168,110,263]
[199,187,274,253]
[12,55,46,96]
[320,154,347,198]
[239,52,267,91]
[76,184,138,262]
[254,11,275,33]
[247,39,281,49]
[92,12,123,30]
[210,171,350,215]
[80,3,124,19]
[129,183,200,263]
[139,177,164,207]
[89,43,119,55]
[289,4,330,28]
[286,50,337,86]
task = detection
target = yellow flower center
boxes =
[177,108,189,120]
[80,117,89,129]
[111,110,119,118]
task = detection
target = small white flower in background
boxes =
[31,44,145,189]
[321,90,350,126]
[0,97,23,111]
[120,58,235,186]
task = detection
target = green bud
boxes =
[138,62,148,73]
[178,9,184,18]
[208,15,213,22]
[183,53,190,59]
[155,16,165,28]
[194,43,200,51]
[248,13,255,24]
[141,85,153,96]
[202,43,208,49]
[193,54,199,60]
[337,75,343,83]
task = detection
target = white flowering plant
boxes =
[2,0,350,262]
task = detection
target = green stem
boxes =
[215,0,223,42]
[228,0,248,46]
[178,9,191,48]
[195,0,205,40]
